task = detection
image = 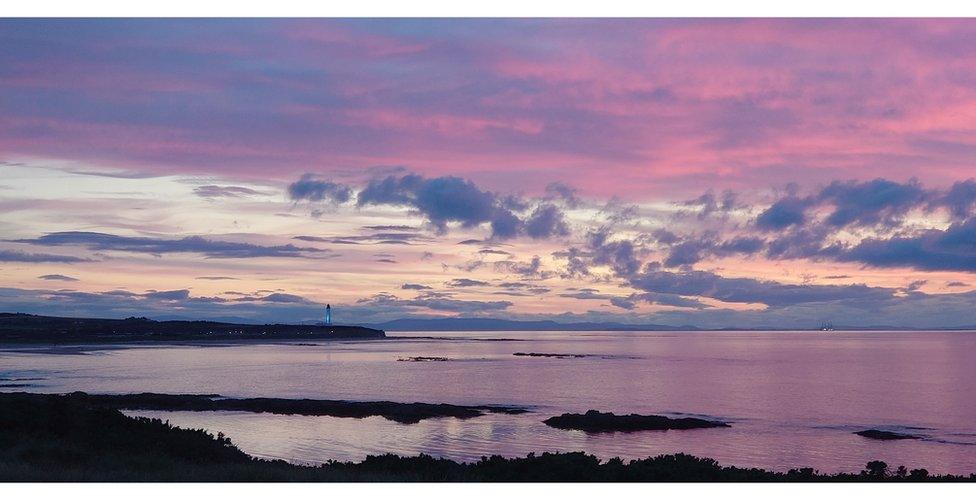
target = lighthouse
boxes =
[325,304,332,325]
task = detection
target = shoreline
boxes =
[1,392,973,481]
[0,336,387,353]
[0,313,386,345]
[0,391,970,481]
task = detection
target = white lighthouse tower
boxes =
[325,304,332,325]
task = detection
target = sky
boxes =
[3,18,976,328]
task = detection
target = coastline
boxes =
[0,336,387,354]
[0,391,967,482]
[4,323,975,478]
[0,392,972,482]
[0,313,385,345]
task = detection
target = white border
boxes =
[3,0,976,17]
[2,5,974,498]
[0,482,973,499]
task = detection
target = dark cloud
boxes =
[357,292,512,313]
[358,174,514,237]
[544,182,582,208]
[0,287,328,324]
[524,204,570,239]
[143,289,191,301]
[287,174,352,204]
[660,234,766,268]
[354,173,570,240]
[443,260,485,273]
[496,282,550,295]
[498,194,530,213]
[905,280,927,292]
[477,248,513,256]
[294,235,360,245]
[356,174,424,207]
[753,178,967,236]
[651,229,679,245]
[494,256,551,278]
[15,232,330,259]
[0,249,91,263]
[765,226,833,260]
[401,283,432,290]
[446,278,488,287]
[0,285,514,325]
[717,236,765,255]
[756,196,811,230]
[557,247,591,279]
[488,209,522,239]
[598,197,639,224]
[64,168,160,179]
[817,178,926,228]
[361,225,419,231]
[193,185,264,199]
[627,269,894,307]
[559,289,614,300]
[834,218,976,272]
[294,232,430,246]
[588,229,641,276]
[947,281,969,288]
[683,189,738,218]
[610,292,709,310]
[663,239,710,268]
[37,274,79,281]
[254,292,312,303]
[931,179,976,220]
[609,296,638,310]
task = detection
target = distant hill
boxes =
[365,317,696,332]
[0,312,385,343]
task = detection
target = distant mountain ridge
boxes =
[365,317,976,332]
[365,317,697,332]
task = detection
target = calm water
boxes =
[2,330,975,474]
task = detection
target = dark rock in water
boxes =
[544,410,730,433]
[513,352,641,360]
[61,391,528,424]
[397,356,451,362]
[855,429,919,440]
[513,352,587,358]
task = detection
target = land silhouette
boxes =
[543,410,730,433]
[62,392,528,424]
[0,392,966,482]
[0,313,384,344]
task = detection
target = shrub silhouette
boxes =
[863,461,889,478]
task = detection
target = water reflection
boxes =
[3,330,975,474]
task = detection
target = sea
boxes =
[2,330,975,475]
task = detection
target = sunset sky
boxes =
[3,18,976,328]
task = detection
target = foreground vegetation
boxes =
[0,392,972,481]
